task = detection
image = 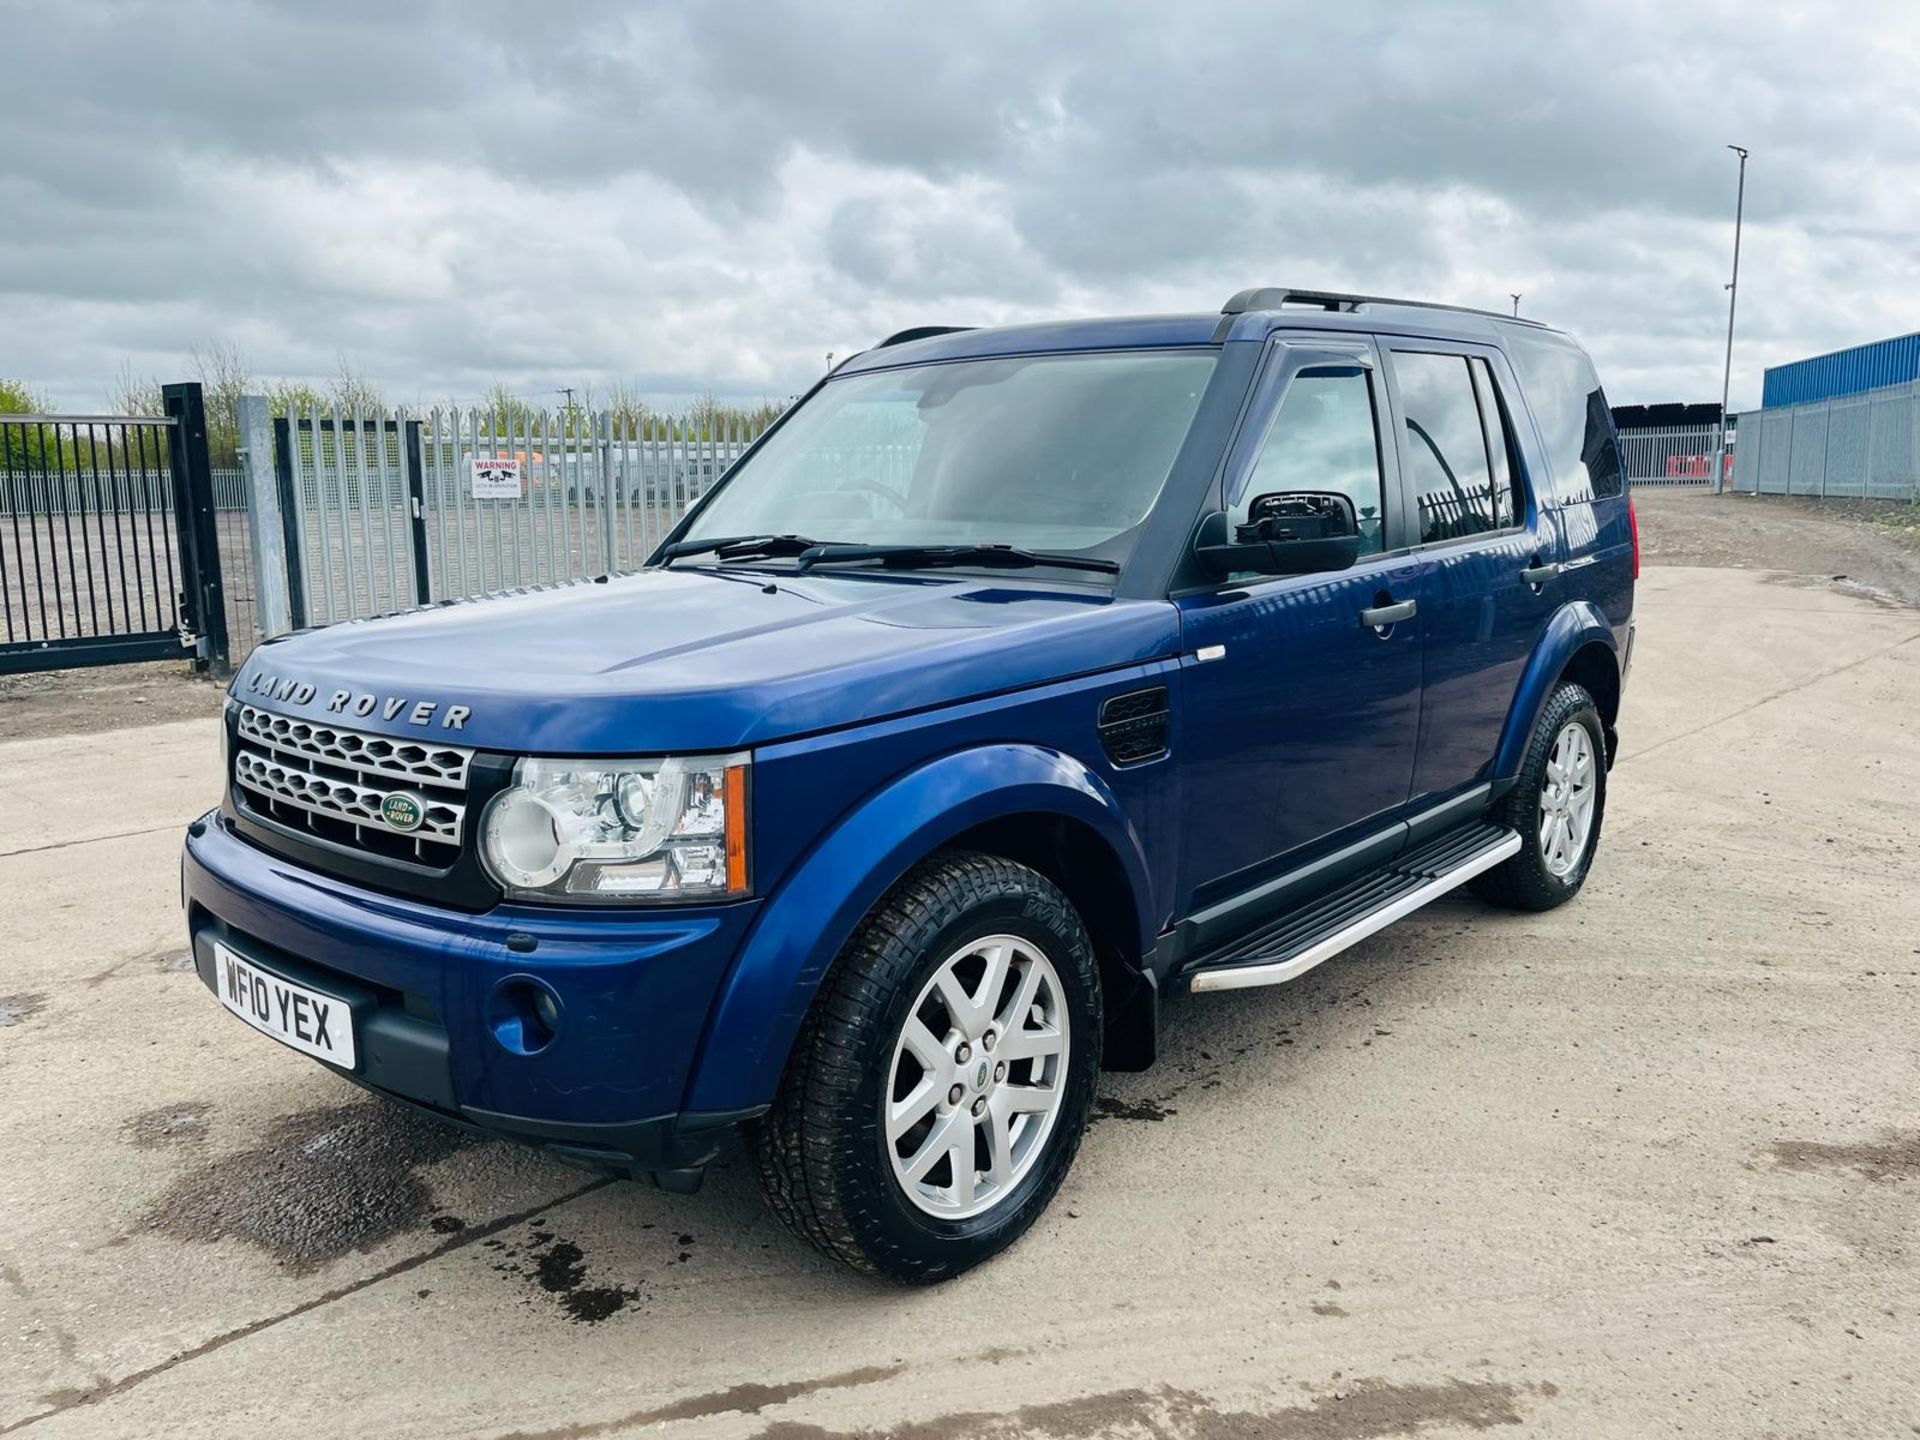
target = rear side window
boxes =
[1389,351,1500,544]
[1469,358,1522,529]
[1503,329,1623,503]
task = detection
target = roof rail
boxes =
[1219,287,1512,322]
[877,325,975,349]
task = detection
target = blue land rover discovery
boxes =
[183,287,1636,1281]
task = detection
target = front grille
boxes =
[231,704,474,868]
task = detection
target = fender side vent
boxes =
[1099,687,1170,766]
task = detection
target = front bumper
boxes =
[182,811,766,1180]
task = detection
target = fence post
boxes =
[1819,399,1831,500]
[270,417,309,630]
[403,417,431,604]
[1864,395,1878,500]
[161,381,231,676]
[236,395,292,639]
[597,410,616,575]
[1910,379,1920,503]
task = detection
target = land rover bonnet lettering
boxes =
[243,670,472,730]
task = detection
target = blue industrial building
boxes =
[1763,332,1920,408]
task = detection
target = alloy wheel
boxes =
[1538,720,1597,878]
[883,934,1069,1220]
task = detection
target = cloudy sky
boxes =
[4,0,1917,414]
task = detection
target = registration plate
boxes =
[213,941,357,1069]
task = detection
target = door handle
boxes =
[1359,598,1417,630]
[1520,559,1562,585]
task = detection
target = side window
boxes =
[1233,366,1385,557]
[1390,351,1498,544]
[1503,328,1624,503]
[1469,358,1523,528]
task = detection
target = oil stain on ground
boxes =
[145,1099,478,1273]
[0,991,49,1029]
[127,1100,214,1148]
[749,1376,1547,1439]
[484,1221,641,1323]
[494,1364,906,1440]
[1091,1095,1177,1124]
[1770,1129,1920,1182]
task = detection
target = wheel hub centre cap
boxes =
[970,1058,991,1092]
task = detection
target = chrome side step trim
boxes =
[1188,830,1521,994]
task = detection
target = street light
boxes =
[1713,145,1749,495]
[1511,293,1522,317]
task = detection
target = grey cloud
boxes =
[2,0,1918,411]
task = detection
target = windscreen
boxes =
[679,350,1218,566]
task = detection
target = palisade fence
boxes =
[1729,380,1920,500]
[1615,424,1728,488]
[253,402,772,634]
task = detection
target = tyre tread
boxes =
[750,850,1099,1281]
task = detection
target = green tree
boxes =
[328,356,386,417]
[1,378,52,470]
[480,382,534,434]
[262,380,328,417]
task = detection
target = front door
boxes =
[1175,337,1424,927]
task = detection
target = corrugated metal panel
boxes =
[1763,332,1920,408]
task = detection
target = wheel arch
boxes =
[1493,603,1622,784]
[944,811,1160,1073]
[682,744,1157,1114]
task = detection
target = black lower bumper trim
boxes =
[459,1102,769,1176]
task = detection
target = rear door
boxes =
[1174,335,1424,925]
[1378,341,1561,807]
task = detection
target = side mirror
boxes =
[1194,491,1362,578]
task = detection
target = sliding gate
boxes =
[0,383,229,674]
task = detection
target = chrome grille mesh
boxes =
[237,706,472,787]
[234,751,464,843]
[232,704,474,864]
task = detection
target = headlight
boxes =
[479,752,750,903]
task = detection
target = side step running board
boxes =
[1185,822,1521,994]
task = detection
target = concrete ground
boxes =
[2,491,1917,1438]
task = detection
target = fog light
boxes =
[532,988,560,1033]
[488,977,563,1056]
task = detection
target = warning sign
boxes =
[469,455,523,499]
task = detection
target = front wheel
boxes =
[751,852,1101,1282]
[1473,681,1608,911]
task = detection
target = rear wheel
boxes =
[750,851,1101,1282]
[1473,681,1607,911]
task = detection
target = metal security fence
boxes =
[259,402,771,631]
[1616,424,1729,488]
[0,386,232,674]
[1731,381,1920,500]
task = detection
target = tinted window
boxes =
[1503,328,1623,502]
[1470,358,1522,528]
[1233,366,1385,556]
[1391,351,1498,544]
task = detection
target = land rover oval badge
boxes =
[382,791,426,832]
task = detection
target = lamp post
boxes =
[1511,293,1522,317]
[1713,145,1748,495]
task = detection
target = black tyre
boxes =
[750,850,1101,1282]
[1472,681,1608,911]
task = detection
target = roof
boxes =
[1762,331,1920,409]
[838,289,1564,376]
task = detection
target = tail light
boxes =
[1627,496,1641,579]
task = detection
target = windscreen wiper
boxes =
[660,534,846,564]
[793,543,1120,576]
